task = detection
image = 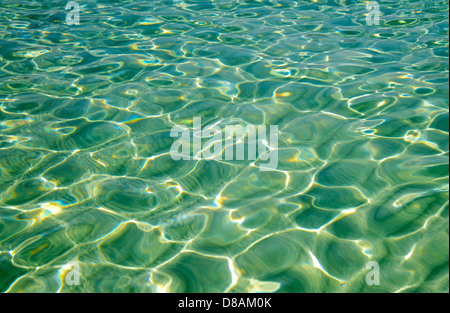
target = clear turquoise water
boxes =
[0,0,448,293]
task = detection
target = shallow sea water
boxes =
[0,0,449,293]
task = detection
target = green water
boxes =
[0,0,448,293]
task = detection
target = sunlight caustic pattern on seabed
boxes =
[0,0,448,293]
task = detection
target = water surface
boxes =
[0,0,448,293]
